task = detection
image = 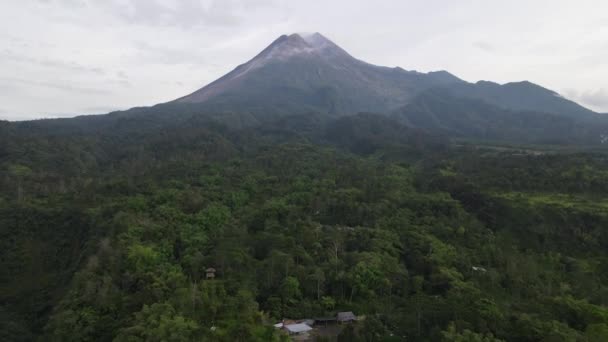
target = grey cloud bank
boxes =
[1,0,607,120]
[575,89,608,111]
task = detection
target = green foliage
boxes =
[585,323,608,342]
[1,113,608,341]
[115,303,199,341]
[441,322,504,342]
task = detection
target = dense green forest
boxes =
[2,112,608,341]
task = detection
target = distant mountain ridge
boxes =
[440,80,596,120]
[393,89,605,145]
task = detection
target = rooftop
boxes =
[337,311,356,321]
[284,323,313,334]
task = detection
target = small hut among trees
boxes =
[205,267,216,279]
[337,311,356,323]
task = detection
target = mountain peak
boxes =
[256,32,349,62]
[298,32,332,47]
[272,33,309,46]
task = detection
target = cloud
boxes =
[0,110,62,121]
[81,105,122,114]
[578,89,608,111]
[44,0,282,29]
[472,41,496,53]
[0,77,111,95]
[0,49,105,74]
[131,41,212,66]
[563,88,608,112]
[472,41,495,52]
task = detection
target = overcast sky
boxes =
[1,0,607,120]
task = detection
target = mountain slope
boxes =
[176,33,463,116]
[395,89,608,145]
[440,80,597,120]
[174,32,599,124]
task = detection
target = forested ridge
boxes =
[2,112,608,341]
